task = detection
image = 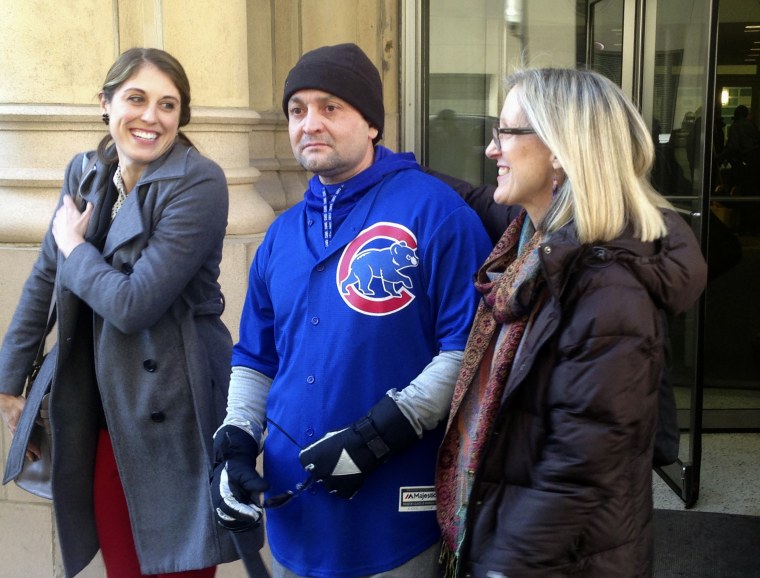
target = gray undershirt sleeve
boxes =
[386,349,464,437]
[218,365,272,448]
[219,350,462,444]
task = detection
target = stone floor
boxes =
[653,431,760,516]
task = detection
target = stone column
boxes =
[0,2,268,576]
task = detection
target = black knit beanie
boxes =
[282,43,384,143]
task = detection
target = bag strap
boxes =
[21,152,92,397]
[24,300,57,398]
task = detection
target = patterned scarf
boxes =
[436,211,546,572]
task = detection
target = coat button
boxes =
[121,263,133,275]
[150,411,166,423]
[306,375,315,384]
[143,359,158,372]
[311,317,319,325]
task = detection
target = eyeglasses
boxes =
[492,123,536,151]
[262,475,315,509]
[261,416,315,509]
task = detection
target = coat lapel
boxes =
[77,154,111,244]
[103,192,145,259]
[100,143,190,259]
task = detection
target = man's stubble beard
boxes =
[296,150,344,180]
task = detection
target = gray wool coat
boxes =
[0,143,241,576]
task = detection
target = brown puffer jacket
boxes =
[457,210,707,578]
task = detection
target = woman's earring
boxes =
[101,113,110,125]
[552,173,559,196]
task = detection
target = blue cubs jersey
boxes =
[232,155,491,578]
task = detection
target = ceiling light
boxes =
[721,88,729,105]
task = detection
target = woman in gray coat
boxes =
[0,48,238,577]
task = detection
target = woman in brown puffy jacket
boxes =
[436,68,707,578]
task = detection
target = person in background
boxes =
[435,67,707,578]
[210,43,492,578]
[0,48,238,577]
[721,104,760,196]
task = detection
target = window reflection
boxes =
[589,0,624,85]
[426,0,591,184]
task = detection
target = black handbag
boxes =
[2,304,57,499]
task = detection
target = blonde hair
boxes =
[505,68,671,243]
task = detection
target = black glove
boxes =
[298,396,418,499]
[210,425,270,532]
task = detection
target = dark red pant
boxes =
[94,429,216,578]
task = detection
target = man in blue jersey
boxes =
[211,43,492,578]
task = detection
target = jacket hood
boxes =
[304,145,419,215]
[541,209,707,315]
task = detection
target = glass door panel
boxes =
[425,0,503,186]
[640,0,713,506]
[701,2,760,430]
[588,0,625,85]
[424,0,630,183]
[425,0,587,186]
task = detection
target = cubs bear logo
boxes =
[337,222,419,316]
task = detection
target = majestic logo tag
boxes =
[336,222,419,316]
[398,486,436,512]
